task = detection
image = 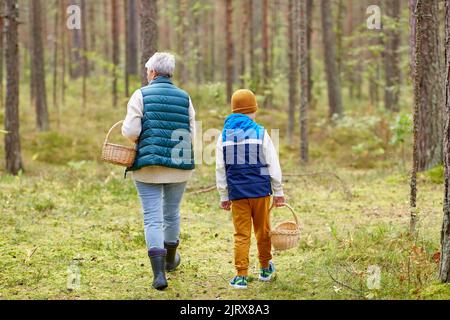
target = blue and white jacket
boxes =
[216,114,284,201]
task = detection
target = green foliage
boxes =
[424,166,444,184]
[390,114,412,146]
[28,131,99,165]
[317,114,389,168]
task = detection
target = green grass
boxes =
[0,79,449,300]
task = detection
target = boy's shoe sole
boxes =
[229,283,248,289]
[259,271,276,282]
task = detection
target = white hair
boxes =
[145,52,176,77]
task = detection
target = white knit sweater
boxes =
[121,89,196,184]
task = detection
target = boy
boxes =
[216,89,285,289]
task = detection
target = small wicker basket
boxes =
[101,121,136,167]
[269,203,300,251]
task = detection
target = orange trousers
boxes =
[231,196,272,276]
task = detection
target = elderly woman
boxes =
[122,52,195,290]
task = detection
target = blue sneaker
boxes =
[259,261,276,282]
[229,276,248,289]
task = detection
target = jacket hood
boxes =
[222,114,264,142]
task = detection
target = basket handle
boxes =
[104,121,136,147]
[269,203,299,228]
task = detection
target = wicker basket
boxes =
[101,121,136,167]
[269,203,300,251]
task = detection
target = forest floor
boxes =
[1,81,450,300]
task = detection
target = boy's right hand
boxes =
[220,201,232,211]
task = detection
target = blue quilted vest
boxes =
[129,76,195,171]
[222,114,272,201]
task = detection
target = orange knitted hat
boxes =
[231,89,258,114]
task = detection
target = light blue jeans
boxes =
[134,181,187,250]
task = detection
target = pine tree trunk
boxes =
[140,0,158,86]
[70,0,82,79]
[60,0,66,105]
[52,0,60,127]
[306,0,313,108]
[81,0,87,110]
[177,0,188,86]
[225,0,233,103]
[240,0,250,87]
[4,0,23,175]
[125,0,138,95]
[384,0,401,111]
[262,0,271,108]
[287,0,297,144]
[30,0,49,131]
[299,0,309,163]
[0,0,4,110]
[111,0,119,107]
[440,0,450,283]
[335,0,344,75]
[410,0,443,172]
[249,0,256,90]
[321,0,343,118]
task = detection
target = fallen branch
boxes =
[187,185,216,195]
[285,171,353,200]
[327,270,365,297]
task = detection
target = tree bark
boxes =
[320,0,343,118]
[140,0,158,86]
[262,0,271,108]
[52,0,60,126]
[306,0,313,108]
[384,0,401,111]
[240,0,250,87]
[4,0,23,175]
[177,0,188,86]
[410,0,443,172]
[225,0,233,103]
[70,0,82,79]
[299,0,309,163]
[440,0,450,283]
[60,0,67,105]
[81,0,87,110]
[111,0,119,107]
[30,0,49,131]
[287,0,297,144]
[125,0,138,96]
[0,0,4,110]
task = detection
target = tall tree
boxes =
[81,0,88,110]
[70,0,82,79]
[320,0,343,118]
[0,0,4,109]
[239,0,250,87]
[52,0,60,126]
[299,0,309,162]
[225,0,233,103]
[4,0,23,175]
[249,0,257,90]
[60,0,67,105]
[177,0,188,85]
[262,0,271,108]
[440,0,450,284]
[140,0,158,86]
[306,0,313,108]
[30,0,49,131]
[410,0,443,172]
[125,0,138,96]
[287,0,297,144]
[384,0,402,111]
[111,0,119,107]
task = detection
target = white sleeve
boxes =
[122,89,144,141]
[262,131,284,197]
[215,138,229,202]
[189,97,196,145]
